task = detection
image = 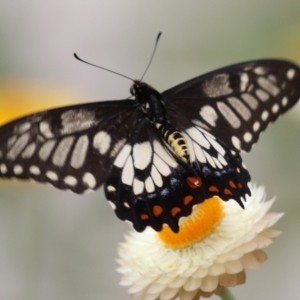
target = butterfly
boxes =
[0,55,299,232]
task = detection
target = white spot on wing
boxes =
[227,97,251,121]
[240,73,249,91]
[151,165,163,187]
[107,185,116,192]
[261,110,269,121]
[114,144,131,168]
[253,121,260,132]
[18,122,31,133]
[145,177,155,193]
[7,133,30,160]
[0,164,7,174]
[83,172,96,189]
[153,154,171,176]
[108,201,116,210]
[218,154,227,166]
[254,66,266,75]
[64,176,77,186]
[213,157,223,169]
[241,94,258,110]
[232,136,241,150]
[46,171,58,181]
[272,103,279,114]
[40,122,54,138]
[122,156,134,186]
[203,150,216,168]
[60,109,96,134]
[110,138,126,158]
[71,135,89,169]
[21,142,36,159]
[7,136,17,148]
[123,202,130,208]
[217,102,241,129]
[93,131,111,155]
[281,96,288,107]
[52,136,74,167]
[193,143,206,163]
[243,132,252,143]
[29,165,40,175]
[256,89,269,102]
[186,127,210,149]
[205,135,225,156]
[13,165,23,174]
[133,178,144,195]
[268,75,277,83]
[287,69,296,80]
[258,77,280,96]
[202,74,232,97]
[133,142,152,170]
[39,140,56,161]
[153,140,177,168]
[192,119,211,131]
[199,105,218,127]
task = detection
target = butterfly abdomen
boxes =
[155,122,190,162]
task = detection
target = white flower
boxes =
[117,185,283,300]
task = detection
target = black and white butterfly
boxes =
[0,53,299,232]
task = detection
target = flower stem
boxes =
[220,288,236,300]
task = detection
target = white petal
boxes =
[200,275,218,292]
[183,277,202,292]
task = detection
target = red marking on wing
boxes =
[140,214,149,220]
[153,205,163,216]
[208,185,220,192]
[224,188,233,196]
[229,180,237,188]
[183,195,194,205]
[171,207,181,216]
[187,176,202,189]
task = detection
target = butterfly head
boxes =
[130,80,158,100]
[130,80,166,122]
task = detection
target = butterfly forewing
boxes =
[163,60,300,152]
[0,100,138,193]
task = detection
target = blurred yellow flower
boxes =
[117,185,283,300]
[0,79,83,125]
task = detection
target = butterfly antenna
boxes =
[74,53,133,81]
[140,32,162,82]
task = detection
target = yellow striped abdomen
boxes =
[156,122,190,163]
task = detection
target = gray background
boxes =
[0,2,300,300]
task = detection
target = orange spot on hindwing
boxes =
[224,188,233,196]
[183,195,194,205]
[140,214,149,220]
[153,205,163,216]
[229,180,236,188]
[187,176,202,189]
[171,207,181,216]
[208,185,219,192]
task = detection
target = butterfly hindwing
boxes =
[105,119,250,232]
[163,60,300,152]
[0,100,138,193]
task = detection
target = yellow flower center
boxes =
[158,197,224,249]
